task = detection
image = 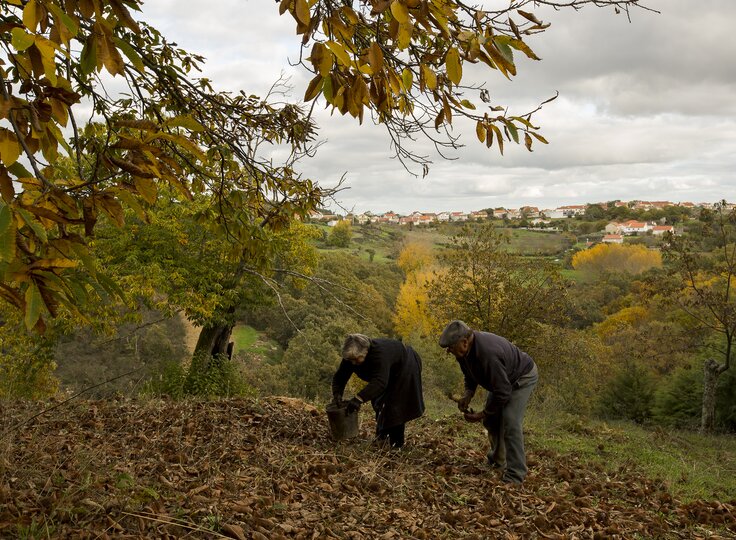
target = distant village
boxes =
[310,200,732,235]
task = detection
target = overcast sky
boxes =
[141,0,735,214]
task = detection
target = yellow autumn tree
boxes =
[393,269,440,339]
[397,242,434,276]
[572,243,662,277]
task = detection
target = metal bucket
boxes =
[326,402,359,441]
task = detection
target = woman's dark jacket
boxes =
[332,338,424,430]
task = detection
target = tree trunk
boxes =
[193,323,234,360]
[700,358,722,433]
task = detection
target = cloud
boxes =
[140,0,736,213]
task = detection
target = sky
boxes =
[141,0,736,214]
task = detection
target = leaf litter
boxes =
[1,396,734,539]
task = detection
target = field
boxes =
[317,222,572,263]
[2,397,734,539]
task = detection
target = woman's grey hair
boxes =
[438,320,473,348]
[342,333,371,359]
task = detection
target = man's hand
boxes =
[463,410,485,423]
[345,397,363,414]
[457,390,474,412]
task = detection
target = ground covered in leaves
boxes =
[1,397,734,539]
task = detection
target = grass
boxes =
[231,325,282,360]
[231,325,258,352]
[524,409,736,502]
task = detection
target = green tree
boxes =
[427,223,569,349]
[662,201,736,433]
[328,220,352,248]
[93,193,320,360]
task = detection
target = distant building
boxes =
[520,206,540,218]
[602,234,624,244]
[652,225,675,236]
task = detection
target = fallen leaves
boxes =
[0,396,734,538]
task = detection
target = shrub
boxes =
[597,362,656,423]
[144,354,255,399]
[0,307,58,399]
[653,363,736,432]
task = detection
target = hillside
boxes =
[2,398,734,539]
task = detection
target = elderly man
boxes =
[332,333,425,448]
[439,320,538,484]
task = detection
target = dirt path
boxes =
[178,312,200,354]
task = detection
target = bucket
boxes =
[326,402,359,441]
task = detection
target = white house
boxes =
[652,225,675,236]
[602,234,624,244]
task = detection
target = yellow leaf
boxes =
[295,0,311,26]
[446,47,462,85]
[0,167,15,203]
[34,38,58,85]
[325,41,352,68]
[397,22,412,50]
[134,176,157,204]
[401,68,413,91]
[390,0,409,24]
[304,74,323,101]
[29,258,78,270]
[50,98,69,127]
[367,42,384,74]
[23,0,40,32]
[476,121,486,143]
[99,195,125,227]
[310,42,332,76]
[421,65,437,91]
[94,22,125,76]
[0,129,21,166]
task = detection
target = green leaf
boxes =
[96,272,124,300]
[11,28,35,51]
[506,121,519,143]
[71,242,96,277]
[164,115,206,132]
[114,36,145,71]
[0,204,16,262]
[8,162,32,178]
[80,39,97,75]
[494,38,515,67]
[17,208,48,243]
[48,3,79,36]
[24,281,44,331]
